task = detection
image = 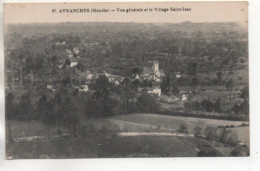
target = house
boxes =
[79,85,89,92]
[68,53,73,58]
[65,49,71,54]
[176,72,181,79]
[65,49,74,58]
[57,64,63,69]
[70,62,78,68]
[85,71,94,80]
[55,41,66,46]
[47,84,53,89]
[181,94,188,101]
[105,72,124,86]
[147,85,161,96]
[103,71,110,77]
[135,74,140,80]
[73,47,80,55]
[109,75,123,86]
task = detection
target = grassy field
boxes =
[228,126,250,144]
[6,120,67,140]
[7,114,248,140]
[6,113,249,158]
[109,113,248,133]
[6,136,221,159]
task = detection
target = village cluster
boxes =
[50,44,168,97]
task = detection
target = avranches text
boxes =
[52,7,191,13]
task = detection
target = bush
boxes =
[197,148,220,157]
[204,126,217,141]
[240,123,249,127]
[184,102,192,113]
[201,99,213,112]
[85,98,103,117]
[178,123,188,133]
[232,101,249,115]
[137,92,159,113]
[226,132,239,146]
[6,92,20,120]
[218,129,239,146]
[230,146,249,156]
[200,99,221,112]
[193,121,205,137]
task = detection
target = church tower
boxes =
[153,60,159,74]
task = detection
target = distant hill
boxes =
[5,22,247,36]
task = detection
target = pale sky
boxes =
[4,2,248,25]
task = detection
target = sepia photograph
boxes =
[4,2,249,159]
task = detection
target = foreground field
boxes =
[228,127,250,144]
[6,120,67,140]
[109,114,248,134]
[6,113,249,158]
[6,136,221,159]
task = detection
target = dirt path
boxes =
[118,132,194,137]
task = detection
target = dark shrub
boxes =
[137,92,159,113]
[178,123,188,133]
[230,146,249,156]
[204,126,217,141]
[197,149,219,157]
[193,121,205,138]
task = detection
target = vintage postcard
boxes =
[4,2,249,159]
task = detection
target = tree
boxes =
[214,98,221,112]
[76,62,85,73]
[188,62,197,75]
[171,84,179,95]
[191,77,198,95]
[161,74,170,94]
[91,75,117,117]
[204,126,217,141]
[129,67,143,78]
[226,79,234,101]
[161,73,179,95]
[24,55,44,88]
[201,99,214,112]
[131,79,141,92]
[6,92,16,119]
[178,123,188,133]
[197,148,219,157]
[142,79,153,88]
[193,121,205,137]
[240,85,249,101]
[64,59,71,67]
[50,55,58,67]
[230,146,249,156]
[20,93,31,120]
[216,71,222,86]
[137,92,159,113]
[119,77,136,112]
[92,75,110,99]
[59,96,79,136]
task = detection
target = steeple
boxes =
[153,60,159,73]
